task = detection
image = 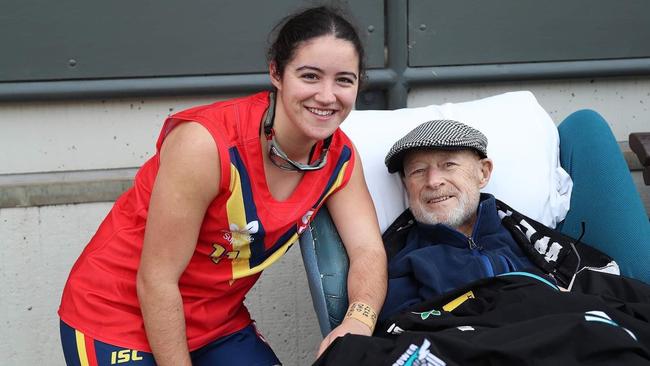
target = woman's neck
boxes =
[269,96,317,164]
[273,129,315,164]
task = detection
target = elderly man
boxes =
[379,119,612,321]
[314,119,650,366]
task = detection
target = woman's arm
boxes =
[136,122,221,366]
[317,149,387,356]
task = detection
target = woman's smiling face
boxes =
[270,34,360,145]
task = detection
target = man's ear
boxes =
[478,158,493,189]
[269,62,282,90]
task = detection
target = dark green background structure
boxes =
[2,0,650,108]
[0,0,384,81]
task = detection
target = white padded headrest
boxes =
[341,91,572,232]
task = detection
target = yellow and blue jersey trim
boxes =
[223,145,352,279]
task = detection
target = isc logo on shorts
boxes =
[110,350,143,364]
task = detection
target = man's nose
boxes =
[425,168,445,188]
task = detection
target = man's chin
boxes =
[412,211,449,226]
[414,207,467,229]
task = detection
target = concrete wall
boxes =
[1,76,649,365]
[408,76,650,141]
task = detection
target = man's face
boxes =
[402,149,492,236]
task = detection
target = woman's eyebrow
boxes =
[295,65,358,80]
[295,65,322,73]
[337,71,358,80]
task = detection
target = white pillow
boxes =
[341,91,572,232]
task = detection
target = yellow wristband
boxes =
[344,302,377,332]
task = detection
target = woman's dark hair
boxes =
[267,6,366,84]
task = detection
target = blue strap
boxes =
[497,271,560,291]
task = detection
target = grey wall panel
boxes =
[408,0,650,67]
[348,0,385,69]
[0,0,384,82]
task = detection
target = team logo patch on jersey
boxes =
[211,244,238,264]
[392,339,447,366]
[387,323,405,335]
[211,221,259,264]
[412,309,442,320]
[297,210,315,234]
[223,221,259,245]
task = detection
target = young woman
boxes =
[58,6,386,366]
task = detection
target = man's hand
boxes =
[316,317,372,358]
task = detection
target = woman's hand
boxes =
[316,317,372,357]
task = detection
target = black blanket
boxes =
[314,271,650,366]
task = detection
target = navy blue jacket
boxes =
[380,194,534,321]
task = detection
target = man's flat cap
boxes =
[385,119,488,173]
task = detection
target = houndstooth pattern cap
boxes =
[385,119,488,173]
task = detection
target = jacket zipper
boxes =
[468,237,479,250]
[468,236,495,277]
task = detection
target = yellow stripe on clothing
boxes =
[321,161,350,203]
[442,291,475,312]
[227,164,248,230]
[226,164,253,277]
[74,330,90,366]
[231,233,298,279]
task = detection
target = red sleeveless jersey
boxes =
[58,91,356,351]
